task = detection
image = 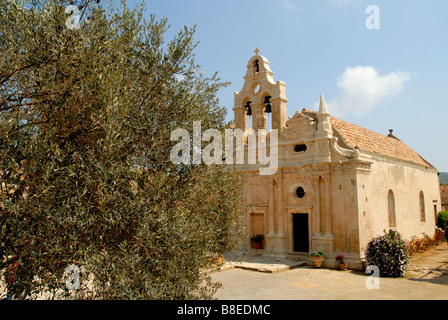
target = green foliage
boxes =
[437,211,448,229]
[0,0,243,299]
[309,252,324,257]
[364,230,410,277]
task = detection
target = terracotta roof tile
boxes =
[330,117,434,167]
[301,109,434,168]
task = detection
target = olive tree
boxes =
[0,0,243,299]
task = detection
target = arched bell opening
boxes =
[243,97,252,130]
[263,94,272,132]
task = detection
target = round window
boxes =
[295,187,305,199]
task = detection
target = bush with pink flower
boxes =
[364,229,410,277]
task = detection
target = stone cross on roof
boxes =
[254,48,260,55]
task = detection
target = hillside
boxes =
[440,172,448,185]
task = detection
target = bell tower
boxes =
[233,49,288,133]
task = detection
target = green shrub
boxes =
[437,211,448,229]
[310,252,324,257]
[0,0,243,300]
[364,230,410,277]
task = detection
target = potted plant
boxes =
[250,234,265,250]
[310,252,325,268]
[335,254,348,270]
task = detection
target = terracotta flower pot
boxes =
[254,242,262,250]
[311,256,324,268]
[339,263,348,271]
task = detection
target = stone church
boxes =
[232,50,442,269]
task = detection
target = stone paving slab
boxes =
[224,260,307,273]
[218,253,309,273]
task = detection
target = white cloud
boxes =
[325,66,413,117]
[329,0,357,7]
[280,0,301,12]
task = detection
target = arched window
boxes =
[264,95,272,132]
[254,59,260,73]
[388,189,396,228]
[420,191,426,222]
[244,99,252,129]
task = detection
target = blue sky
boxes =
[125,0,448,172]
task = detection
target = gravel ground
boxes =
[210,243,448,300]
[1,243,446,300]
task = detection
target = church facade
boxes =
[232,50,442,269]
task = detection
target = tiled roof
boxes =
[301,109,434,168]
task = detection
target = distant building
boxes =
[232,50,442,269]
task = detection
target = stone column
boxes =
[311,174,335,256]
[274,177,285,234]
[317,174,333,235]
[319,176,326,234]
[233,107,248,131]
[323,175,333,236]
[267,179,275,236]
[265,177,287,253]
[312,175,321,236]
[271,98,287,130]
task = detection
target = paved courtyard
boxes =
[210,243,448,300]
